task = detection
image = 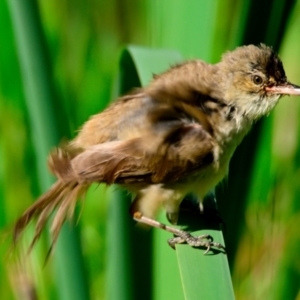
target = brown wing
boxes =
[72,59,218,150]
[69,123,215,185]
[72,92,153,148]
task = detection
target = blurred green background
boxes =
[1,0,300,299]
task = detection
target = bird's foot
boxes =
[167,232,225,254]
[133,212,225,254]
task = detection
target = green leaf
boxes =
[109,45,234,300]
[6,0,89,299]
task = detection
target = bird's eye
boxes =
[253,75,263,85]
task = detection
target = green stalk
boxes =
[108,45,234,300]
[6,0,89,299]
[144,2,235,299]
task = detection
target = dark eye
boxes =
[253,75,263,85]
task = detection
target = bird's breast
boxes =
[175,129,245,200]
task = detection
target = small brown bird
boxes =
[14,44,300,252]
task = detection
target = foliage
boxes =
[0,0,299,299]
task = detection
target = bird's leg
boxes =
[133,212,225,254]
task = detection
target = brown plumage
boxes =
[14,44,300,252]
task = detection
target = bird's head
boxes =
[218,44,300,121]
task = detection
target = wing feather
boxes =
[71,123,215,185]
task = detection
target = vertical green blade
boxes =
[109,45,234,300]
[6,0,89,299]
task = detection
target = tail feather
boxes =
[14,147,90,253]
[14,180,88,253]
[50,183,87,248]
[14,180,65,243]
[14,137,156,254]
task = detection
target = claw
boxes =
[134,212,226,253]
[168,232,225,253]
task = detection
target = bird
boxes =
[13,44,300,253]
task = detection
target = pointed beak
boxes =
[266,82,300,96]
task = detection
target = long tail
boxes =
[13,149,88,252]
[14,136,158,252]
